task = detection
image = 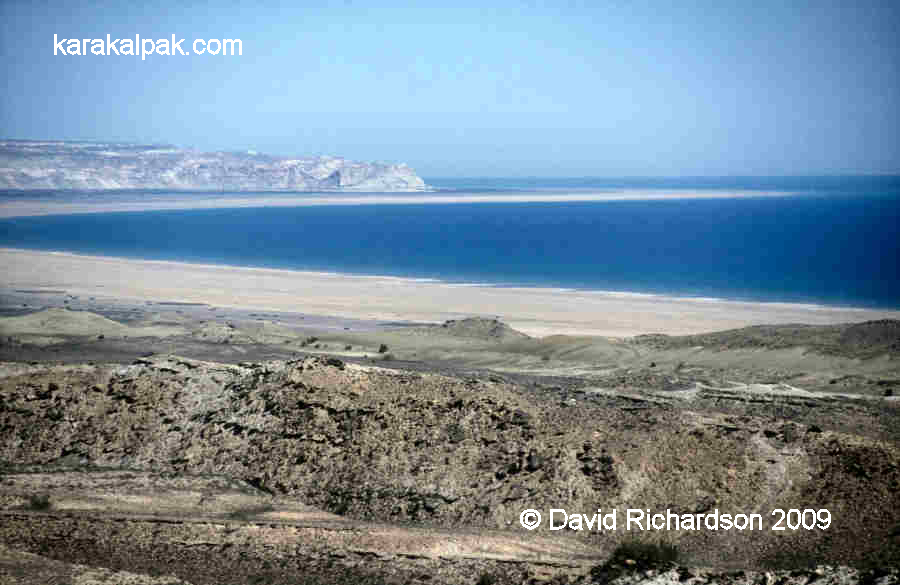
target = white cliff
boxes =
[0,140,428,192]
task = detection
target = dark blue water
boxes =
[427,175,900,194]
[1,179,899,308]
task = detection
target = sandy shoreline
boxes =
[2,247,897,337]
[0,189,796,218]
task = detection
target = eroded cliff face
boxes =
[0,140,428,191]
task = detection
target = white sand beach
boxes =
[2,248,897,337]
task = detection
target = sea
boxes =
[1,176,899,309]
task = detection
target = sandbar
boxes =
[0,189,795,218]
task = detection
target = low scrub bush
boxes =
[26,493,52,511]
[591,539,679,582]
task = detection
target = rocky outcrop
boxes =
[0,140,428,191]
[436,318,531,341]
[2,355,899,572]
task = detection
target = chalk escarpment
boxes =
[0,140,428,191]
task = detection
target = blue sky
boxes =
[1,0,898,177]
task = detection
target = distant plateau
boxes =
[0,140,428,192]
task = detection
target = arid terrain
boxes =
[1,290,899,584]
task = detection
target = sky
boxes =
[1,0,898,177]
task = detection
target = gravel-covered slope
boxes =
[2,355,898,573]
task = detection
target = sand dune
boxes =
[0,307,186,344]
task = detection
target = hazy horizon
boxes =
[2,1,898,177]
[3,138,899,180]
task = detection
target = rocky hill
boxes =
[2,303,899,582]
[2,355,899,576]
[634,320,900,359]
[0,140,428,191]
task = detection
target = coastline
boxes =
[2,247,898,338]
[0,189,797,218]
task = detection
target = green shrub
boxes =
[476,574,497,585]
[611,540,678,566]
[591,540,679,582]
[26,493,52,511]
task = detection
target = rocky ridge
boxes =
[633,321,900,360]
[1,355,899,581]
